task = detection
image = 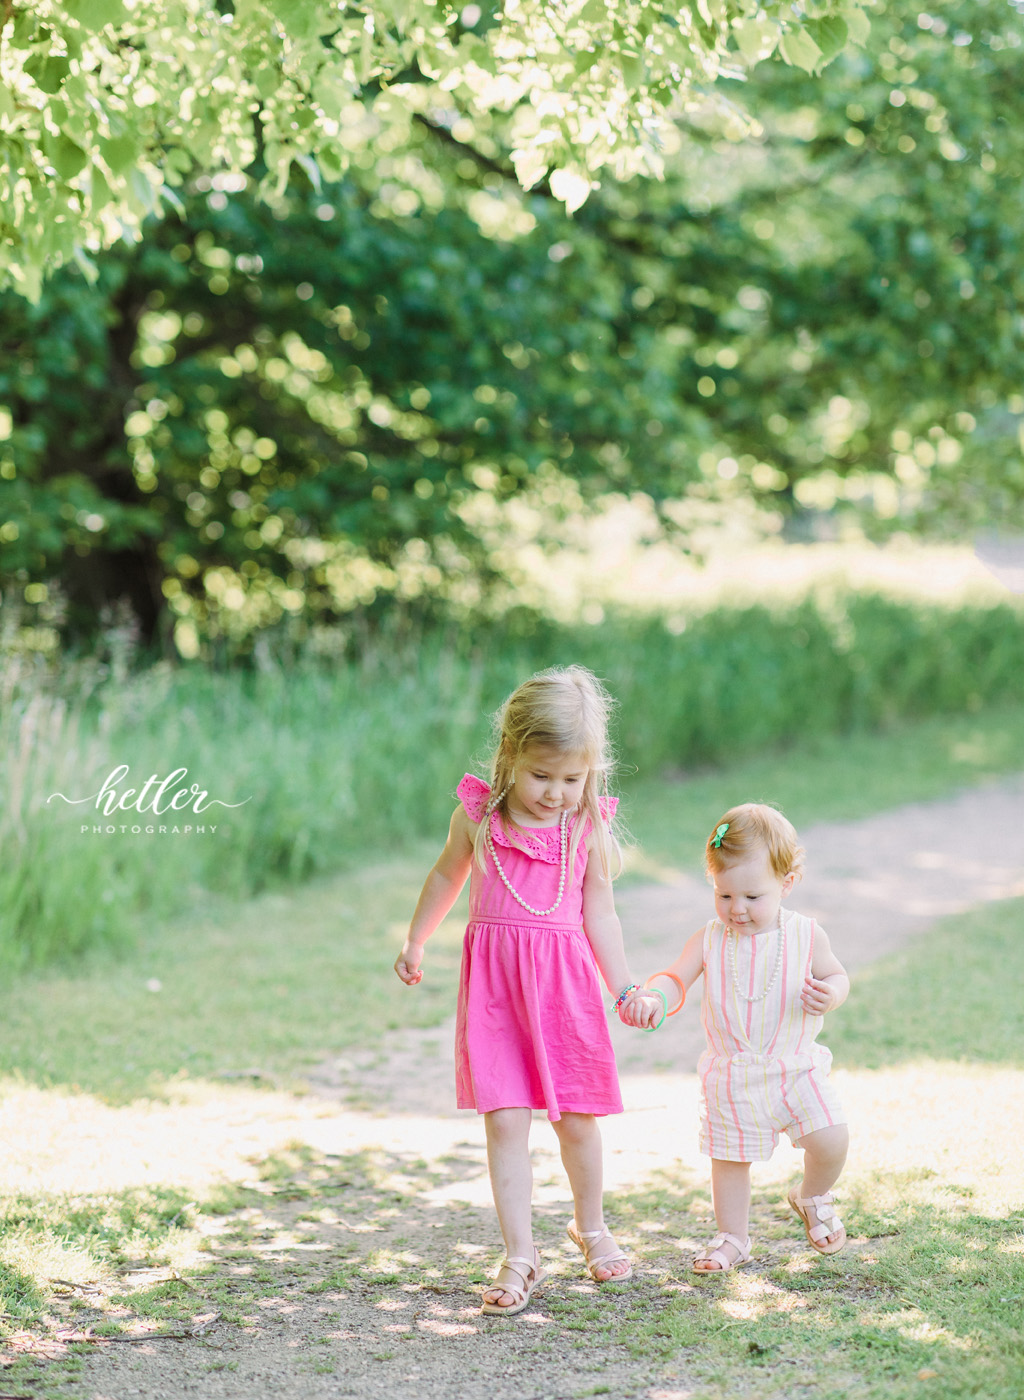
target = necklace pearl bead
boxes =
[728,908,786,1003]
[484,808,569,917]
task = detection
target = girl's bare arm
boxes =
[394,807,475,984]
[580,857,661,1027]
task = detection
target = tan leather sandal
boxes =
[480,1247,547,1316]
[566,1221,633,1282]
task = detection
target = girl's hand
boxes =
[801,976,836,1015]
[618,990,662,1030]
[394,942,424,985]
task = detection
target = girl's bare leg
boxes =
[483,1108,536,1307]
[552,1112,630,1281]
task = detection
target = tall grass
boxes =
[2,591,1022,969]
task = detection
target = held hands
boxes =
[394,941,424,985]
[801,975,837,1015]
[618,989,663,1030]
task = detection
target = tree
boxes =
[2,0,1021,655]
[0,0,872,296]
[0,164,705,650]
[575,0,1024,535]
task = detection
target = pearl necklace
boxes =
[485,809,569,917]
[728,908,786,1003]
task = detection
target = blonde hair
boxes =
[704,803,805,882]
[473,665,620,881]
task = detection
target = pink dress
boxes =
[454,774,623,1122]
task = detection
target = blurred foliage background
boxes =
[2,0,1022,656]
[2,0,1023,968]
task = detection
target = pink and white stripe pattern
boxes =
[697,910,842,1162]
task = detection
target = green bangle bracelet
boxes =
[642,985,668,1033]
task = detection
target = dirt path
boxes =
[12,774,1024,1400]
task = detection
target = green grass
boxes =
[1,701,1022,1395]
[829,898,1024,1070]
[3,589,1022,968]
[1,703,1022,1101]
[0,843,466,1101]
[0,1184,199,1327]
[607,1166,1024,1400]
[621,700,1024,874]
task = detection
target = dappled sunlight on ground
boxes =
[3,782,1023,1394]
[2,1061,1020,1218]
[3,1060,1021,1398]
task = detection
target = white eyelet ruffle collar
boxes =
[457,773,617,864]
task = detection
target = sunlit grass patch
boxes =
[0,849,464,1103]
[0,1184,201,1342]
[618,1160,1024,1400]
[0,1258,46,1322]
[830,898,1024,1071]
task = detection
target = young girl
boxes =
[394,665,660,1314]
[647,804,850,1272]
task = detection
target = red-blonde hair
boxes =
[704,803,805,881]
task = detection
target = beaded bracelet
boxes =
[611,983,641,1013]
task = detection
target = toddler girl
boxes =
[648,803,850,1272]
[395,665,660,1314]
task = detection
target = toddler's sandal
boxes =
[787,1189,846,1255]
[692,1231,751,1273]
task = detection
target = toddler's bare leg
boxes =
[483,1108,535,1306]
[794,1123,849,1246]
[796,1123,848,1195]
[695,1158,752,1271]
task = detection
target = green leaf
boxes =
[65,0,128,30]
[86,166,111,212]
[100,134,141,175]
[25,54,71,95]
[42,131,88,180]
[510,146,549,192]
[844,5,871,46]
[573,48,598,77]
[779,27,823,74]
[293,153,322,193]
[280,0,329,42]
[619,51,644,88]
[733,15,779,64]
[316,148,345,182]
[805,16,849,66]
[314,69,350,122]
[550,166,592,214]
[128,167,159,213]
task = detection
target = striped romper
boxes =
[698,908,846,1162]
